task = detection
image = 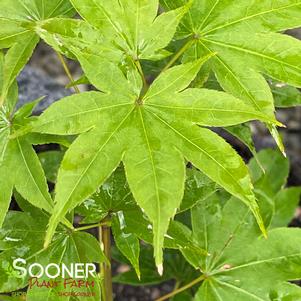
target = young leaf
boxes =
[36,53,268,267]
[69,0,188,60]
[0,0,75,97]
[1,33,39,100]
[165,1,301,153]
[0,79,64,226]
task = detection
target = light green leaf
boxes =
[271,282,301,301]
[1,33,39,102]
[148,88,279,126]
[0,0,75,99]
[9,137,53,213]
[44,106,133,248]
[33,92,134,135]
[69,0,186,60]
[0,18,31,48]
[196,0,301,35]
[27,133,73,148]
[74,51,139,96]
[0,164,13,227]
[203,33,301,88]
[149,114,266,236]
[13,96,44,122]
[145,56,213,101]
[123,108,185,267]
[0,0,74,21]
[40,50,265,265]
[141,5,189,60]
[194,42,276,118]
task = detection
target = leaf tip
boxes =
[157,263,164,276]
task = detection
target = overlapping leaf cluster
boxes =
[0,1,301,300]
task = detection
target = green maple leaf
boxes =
[183,195,301,301]
[31,0,192,71]
[0,0,74,100]
[68,0,190,61]
[0,54,51,226]
[0,51,73,229]
[177,149,301,300]
[32,49,279,267]
[162,0,301,154]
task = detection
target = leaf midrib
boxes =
[35,102,133,132]
[213,252,301,275]
[202,2,301,35]
[138,107,161,255]
[198,41,264,113]
[147,103,269,117]
[16,138,52,211]
[214,279,266,301]
[202,37,301,74]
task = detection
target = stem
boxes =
[161,39,195,73]
[102,221,113,301]
[74,222,111,232]
[56,51,80,94]
[155,275,206,301]
[134,59,147,88]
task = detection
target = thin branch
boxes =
[102,219,113,301]
[155,275,206,301]
[134,59,147,88]
[161,38,195,74]
[56,51,80,94]
[74,222,111,232]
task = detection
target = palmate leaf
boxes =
[68,0,189,61]
[0,0,74,99]
[0,69,71,228]
[162,0,301,154]
[0,101,54,226]
[175,149,301,300]
[187,197,301,301]
[32,52,277,267]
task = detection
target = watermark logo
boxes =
[12,258,99,298]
